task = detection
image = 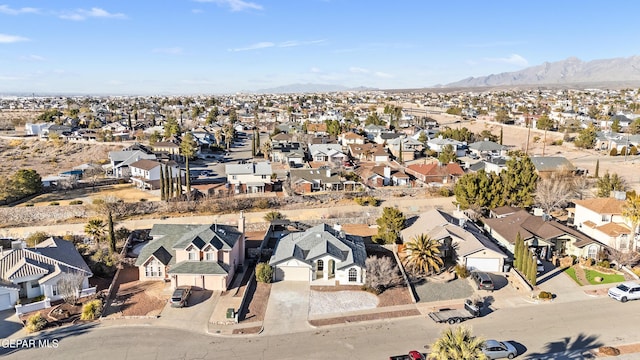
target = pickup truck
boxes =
[428,299,481,324]
[389,350,427,360]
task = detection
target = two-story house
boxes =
[290,168,345,193]
[347,143,389,163]
[339,132,366,146]
[386,136,423,162]
[572,197,634,251]
[129,159,181,190]
[135,213,246,291]
[108,149,157,178]
[225,162,273,194]
[307,144,347,164]
[405,162,464,185]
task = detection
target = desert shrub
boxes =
[454,264,470,279]
[551,139,563,145]
[586,258,595,266]
[254,198,270,209]
[438,187,452,197]
[25,313,47,333]
[538,291,552,299]
[630,146,638,155]
[25,231,50,247]
[80,299,103,320]
[255,262,273,283]
[597,260,610,269]
[263,211,285,222]
[49,201,60,206]
[354,197,367,206]
[32,295,46,302]
[139,198,147,202]
[610,148,618,156]
[25,203,34,207]
[69,200,83,205]
[599,346,620,356]
[570,254,578,264]
[633,267,640,277]
[533,136,540,143]
[355,196,379,206]
[92,198,105,205]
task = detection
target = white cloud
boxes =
[349,67,370,74]
[0,34,29,43]
[153,47,183,55]
[229,42,274,52]
[278,39,325,48]
[310,67,321,73]
[59,7,126,21]
[20,55,46,61]
[194,0,263,12]
[0,5,39,15]
[374,71,393,78]
[485,54,529,67]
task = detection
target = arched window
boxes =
[348,268,357,282]
[588,245,598,259]
[317,259,324,271]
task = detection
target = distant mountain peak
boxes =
[444,55,640,88]
[253,83,376,94]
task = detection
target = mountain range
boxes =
[253,83,376,94]
[443,56,640,88]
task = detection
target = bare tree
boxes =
[572,176,592,201]
[608,248,640,270]
[365,256,403,293]
[535,172,574,215]
[57,176,77,194]
[57,271,86,305]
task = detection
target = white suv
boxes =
[608,281,640,303]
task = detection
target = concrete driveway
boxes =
[156,289,220,333]
[262,282,311,335]
[0,309,25,340]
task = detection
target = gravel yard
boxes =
[309,290,378,316]
[413,278,474,303]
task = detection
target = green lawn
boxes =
[584,269,625,285]
[564,267,581,285]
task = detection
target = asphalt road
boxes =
[3,297,640,359]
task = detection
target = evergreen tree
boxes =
[502,153,538,207]
[159,165,166,201]
[163,165,170,201]
[373,207,406,244]
[168,167,174,199]
[595,159,600,178]
[108,211,116,254]
[514,233,522,270]
[522,248,530,277]
[177,169,183,198]
[252,130,256,156]
[529,255,537,286]
[499,127,503,145]
[398,140,403,163]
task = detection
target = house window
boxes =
[348,268,357,282]
[205,252,215,261]
[262,175,267,179]
[51,284,59,296]
[188,251,198,260]
[602,215,609,222]
[317,259,324,271]
[588,245,598,259]
[232,175,237,180]
[31,280,39,288]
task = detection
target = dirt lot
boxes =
[0,137,122,178]
[25,183,160,206]
[105,281,167,317]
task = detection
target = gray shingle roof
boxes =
[530,156,576,172]
[135,223,241,267]
[168,261,228,275]
[225,162,272,176]
[269,223,366,270]
[468,140,505,152]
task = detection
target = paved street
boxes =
[3,297,640,359]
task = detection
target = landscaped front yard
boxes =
[564,265,625,286]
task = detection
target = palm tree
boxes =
[623,194,640,250]
[261,139,272,160]
[84,218,106,243]
[223,125,235,150]
[264,211,285,222]
[404,234,444,275]
[429,326,487,360]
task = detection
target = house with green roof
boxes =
[135,213,246,291]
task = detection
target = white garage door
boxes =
[0,293,12,311]
[274,267,309,282]
[466,258,500,272]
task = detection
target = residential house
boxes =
[363,124,386,140]
[0,238,93,310]
[225,162,273,194]
[401,209,508,272]
[374,132,400,145]
[427,137,468,157]
[153,141,181,161]
[129,159,181,190]
[271,133,294,147]
[339,132,365,146]
[530,156,576,177]
[307,144,348,164]
[481,157,508,174]
[269,223,366,285]
[405,162,464,185]
[290,168,346,193]
[468,140,506,158]
[347,143,389,163]
[572,197,636,251]
[108,149,156,178]
[357,165,410,188]
[271,142,306,166]
[135,213,246,291]
[386,136,423,161]
[306,123,328,136]
[483,209,605,260]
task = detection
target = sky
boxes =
[1,0,639,95]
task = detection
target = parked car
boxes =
[471,271,494,291]
[170,286,191,308]
[389,350,426,360]
[608,281,640,302]
[482,340,517,359]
